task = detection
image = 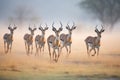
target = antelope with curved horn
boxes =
[85,25,105,56]
[60,22,76,55]
[3,24,17,53]
[47,22,63,62]
[35,23,48,56]
[24,25,36,55]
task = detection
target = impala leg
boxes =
[9,43,12,53]
[97,47,99,56]
[25,41,27,54]
[54,50,58,62]
[31,44,33,54]
[53,49,55,61]
[60,44,64,54]
[48,44,51,61]
[57,48,60,62]
[42,44,45,55]
[27,45,30,55]
[43,44,45,52]
[69,45,71,54]
[89,47,93,56]
[92,47,96,56]
[86,43,89,56]
[65,45,68,53]
[6,43,9,54]
[87,45,89,54]
[39,45,41,55]
[4,41,6,53]
[35,42,38,56]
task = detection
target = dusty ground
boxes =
[0,50,120,80]
[0,30,120,80]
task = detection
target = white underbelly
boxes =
[88,43,93,47]
[49,43,59,49]
[60,41,64,46]
[60,41,71,46]
[49,43,53,47]
[88,43,100,48]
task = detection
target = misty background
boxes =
[0,0,120,31]
[0,0,120,53]
[0,0,117,29]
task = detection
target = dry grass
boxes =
[0,29,120,80]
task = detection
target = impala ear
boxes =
[13,27,17,30]
[45,27,48,30]
[101,29,105,32]
[33,28,37,31]
[95,29,98,33]
[52,27,56,31]
[29,27,32,30]
[72,26,76,30]
[39,27,43,30]
[8,27,11,30]
[59,27,63,31]
[66,26,69,30]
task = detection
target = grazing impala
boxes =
[24,26,36,55]
[60,22,76,55]
[47,22,63,62]
[35,23,48,56]
[85,25,105,56]
[3,24,17,53]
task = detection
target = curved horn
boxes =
[59,21,63,31]
[95,25,99,32]
[28,24,32,30]
[52,22,55,28]
[95,25,99,30]
[52,22,56,31]
[39,23,43,30]
[72,22,77,29]
[8,24,11,27]
[59,21,63,28]
[101,24,104,30]
[34,24,36,28]
[45,23,48,30]
[45,23,47,27]
[45,23,48,29]
[72,22,75,27]
[29,24,30,27]
[14,24,16,27]
[101,24,105,32]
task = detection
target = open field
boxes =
[0,51,120,80]
[0,30,120,80]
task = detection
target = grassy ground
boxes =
[0,31,120,80]
[0,51,120,80]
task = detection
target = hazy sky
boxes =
[2,0,118,31]
[0,0,93,23]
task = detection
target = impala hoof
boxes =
[5,51,8,54]
[92,54,95,56]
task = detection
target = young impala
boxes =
[35,24,48,56]
[3,24,17,53]
[85,25,105,56]
[24,26,36,55]
[47,22,63,62]
[60,22,76,55]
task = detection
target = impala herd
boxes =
[3,22,105,62]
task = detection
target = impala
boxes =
[85,25,105,56]
[47,22,63,62]
[24,26,36,55]
[60,22,76,55]
[3,24,17,53]
[35,24,48,56]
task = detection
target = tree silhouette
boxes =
[80,0,120,31]
[8,6,40,28]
